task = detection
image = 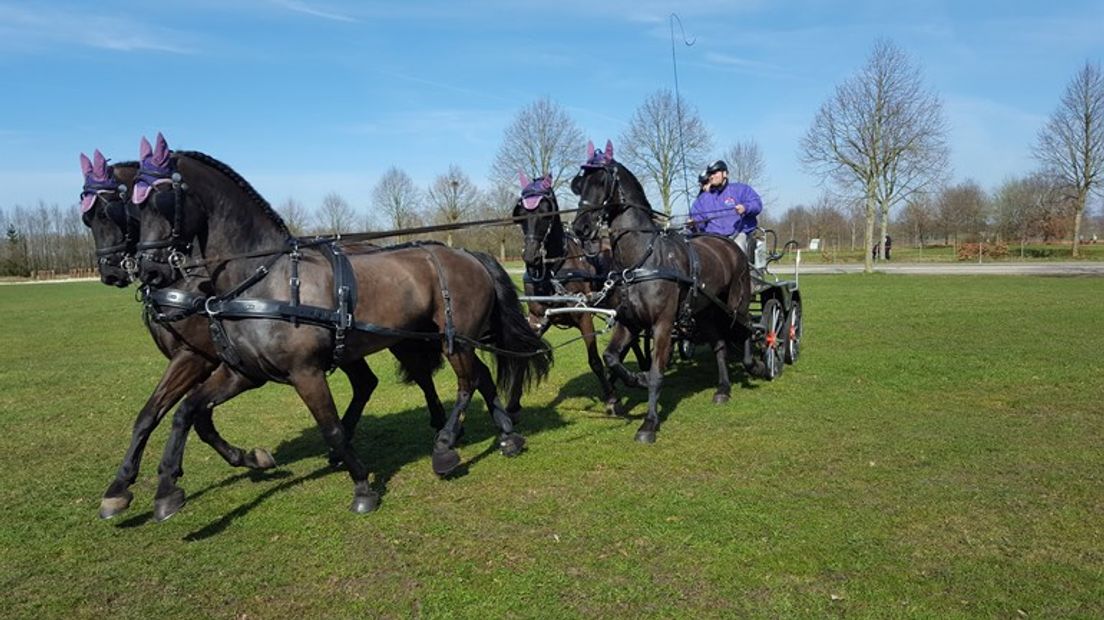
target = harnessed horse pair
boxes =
[83,135,551,519]
[569,140,767,443]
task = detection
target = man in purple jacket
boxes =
[688,160,763,254]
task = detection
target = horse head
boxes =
[79,150,139,287]
[570,139,620,246]
[132,133,290,287]
[513,171,559,267]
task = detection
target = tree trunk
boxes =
[1071,191,1085,258]
[863,192,877,273]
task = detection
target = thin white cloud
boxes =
[0,4,195,54]
[269,0,357,23]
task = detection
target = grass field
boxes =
[1,275,1102,618]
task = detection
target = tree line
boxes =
[2,40,1101,277]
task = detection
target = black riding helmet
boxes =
[706,160,728,174]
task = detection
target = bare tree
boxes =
[935,180,988,248]
[490,97,585,203]
[800,39,949,272]
[898,195,936,247]
[277,197,311,236]
[315,192,356,235]
[723,138,773,206]
[618,88,712,215]
[993,173,1064,256]
[372,167,422,233]
[426,164,480,247]
[1034,61,1104,257]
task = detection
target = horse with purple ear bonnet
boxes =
[78,144,287,520]
[80,150,138,287]
[512,167,646,415]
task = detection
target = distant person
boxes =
[688,160,763,256]
[884,235,893,260]
[872,242,880,261]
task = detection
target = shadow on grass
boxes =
[164,393,569,539]
[541,343,765,432]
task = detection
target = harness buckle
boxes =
[204,297,222,317]
[168,249,187,270]
[621,268,636,283]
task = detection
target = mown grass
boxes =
[1,275,1102,618]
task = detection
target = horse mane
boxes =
[175,150,291,237]
[613,162,651,207]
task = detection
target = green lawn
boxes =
[1,275,1102,618]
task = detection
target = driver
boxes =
[688,160,762,255]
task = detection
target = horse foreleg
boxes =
[100,351,214,520]
[602,325,647,389]
[637,321,674,444]
[152,364,262,522]
[710,333,732,404]
[579,315,618,415]
[291,369,379,514]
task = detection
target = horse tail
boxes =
[467,251,552,404]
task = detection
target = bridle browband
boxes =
[134,165,192,273]
[84,179,141,278]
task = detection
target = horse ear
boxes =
[153,132,169,160]
[604,140,614,161]
[518,170,531,189]
[80,153,93,176]
[92,150,108,179]
[586,140,595,160]
[139,136,152,161]
[541,173,552,190]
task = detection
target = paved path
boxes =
[785,261,1104,276]
[5,262,1104,286]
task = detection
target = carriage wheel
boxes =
[784,300,802,364]
[759,298,785,381]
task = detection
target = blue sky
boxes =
[1,0,1101,219]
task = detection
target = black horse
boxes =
[571,141,752,443]
[513,171,643,414]
[79,148,447,520]
[132,136,550,518]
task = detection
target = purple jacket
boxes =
[689,181,762,235]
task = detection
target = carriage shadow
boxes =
[159,396,568,539]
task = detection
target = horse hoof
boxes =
[432,449,461,477]
[98,490,134,520]
[634,430,657,444]
[499,433,526,458]
[247,448,276,470]
[713,392,730,404]
[153,488,186,523]
[605,399,622,416]
[349,492,380,514]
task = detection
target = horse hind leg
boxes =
[471,354,525,457]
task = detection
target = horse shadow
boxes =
[542,346,764,428]
[155,395,569,539]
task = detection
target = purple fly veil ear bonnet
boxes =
[581,139,614,169]
[133,132,174,205]
[520,171,554,210]
[80,149,115,213]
